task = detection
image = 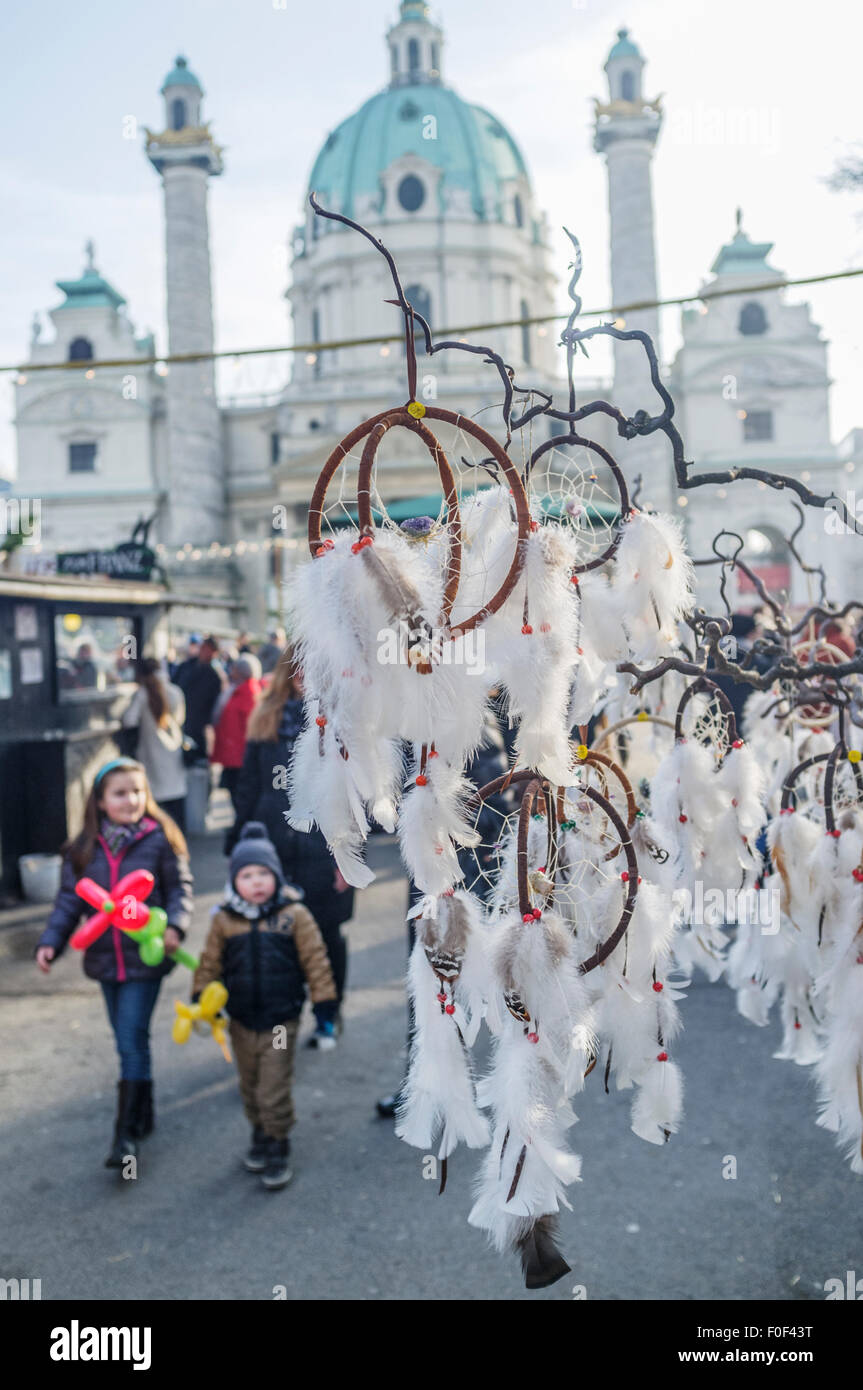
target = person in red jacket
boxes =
[212,655,262,813]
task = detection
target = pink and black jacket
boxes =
[38,818,193,983]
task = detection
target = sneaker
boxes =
[261,1138,293,1190]
[243,1124,269,1173]
[306,1022,337,1052]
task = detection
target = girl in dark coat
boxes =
[225,651,355,1048]
[36,757,193,1167]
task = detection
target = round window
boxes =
[397,175,425,213]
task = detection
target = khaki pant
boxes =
[229,1018,299,1140]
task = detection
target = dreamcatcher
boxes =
[727,724,863,1171]
[285,191,863,1290]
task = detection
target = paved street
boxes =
[0,817,860,1302]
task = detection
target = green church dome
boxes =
[308,82,531,222]
[161,56,202,93]
[606,28,641,62]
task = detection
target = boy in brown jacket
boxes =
[193,822,337,1188]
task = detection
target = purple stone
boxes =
[400,515,436,538]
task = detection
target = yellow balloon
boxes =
[172,1014,192,1045]
[200,981,228,1015]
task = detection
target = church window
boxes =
[513,194,524,228]
[270,432,281,465]
[69,442,97,473]
[398,175,425,212]
[68,337,93,362]
[430,42,439,73]
[391,44,399,75]
[405,285,432,356]
[739,301,768,336]
[408,38,420,75]
[620,70,635,101]
[743,409,773,442]
[520,298,531,366]
[171,98,186,131]
[399,99,420,120]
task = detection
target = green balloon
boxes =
[146,907,168,938]
[139,936,165,967]
[169,946,199,972]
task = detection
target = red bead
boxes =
[829,829,841,838]
[359,535,373,549]
[856,954,863,965]
[350,541,362,554]
[526,1032,539,1044]
[415,774,428,786]
[653,982,663,993]
[794,1021,801,1030]
[731,798,738,807]
[428,749,439,758]
[445,1003,455,1015]
[732,739,744,749]
[570,574,579,586]
[530,519,539,532]
[436,992,447,1004]
[620,871,629,882]
[679,814,688,824]
[532,908,542,920]
[315,546,327,557]
[522,624,533,635]
[315,715,327,727]
[576,646,583,655]
[657,1051,668,1062]
[853,868,863,883]
[637,877,642,885]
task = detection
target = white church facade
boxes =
[12,5,862,630]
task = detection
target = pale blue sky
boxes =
[2,0,862,479]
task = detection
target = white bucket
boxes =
[19,853,62,904]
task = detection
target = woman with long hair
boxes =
[121,657,188,829]
[211,654,262,814]
[226,648,355,1048]
[35,757,193,1166]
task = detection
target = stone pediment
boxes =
[683,350,826,393]
[16,384,151,423]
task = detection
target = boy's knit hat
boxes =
[230,822,285,889]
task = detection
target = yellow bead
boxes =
[636,711,648,722]
[576,743,588,760]
[848,749,861,763]
[407,400,426,418]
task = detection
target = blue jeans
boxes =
[100,979,162,1081]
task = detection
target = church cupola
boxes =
[160,55,203,131]
[604,27,644,103]
[387,1,444,87]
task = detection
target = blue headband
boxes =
[94,757,141,787]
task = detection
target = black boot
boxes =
[261,1137,293,1190]
[376,1089,404,1120]
[132,1081,154,1139]
[105,1081,141,1169]
[243,1124,269,1173]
